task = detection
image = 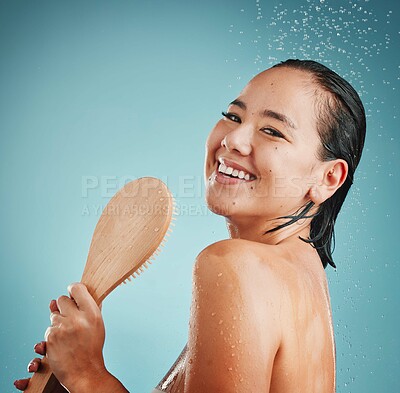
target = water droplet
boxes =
[231,353,235,357]
[219,319,224,324]
[211,312,216,316]
[218,272,223,277]
[220,330,224,335]
[228,367,233,371]
[154,227,159,232]
[158,190,162,194]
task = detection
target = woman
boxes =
[15,59,366,392]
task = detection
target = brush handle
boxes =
[24,358,66,393]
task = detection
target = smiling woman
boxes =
[15,59,366,393]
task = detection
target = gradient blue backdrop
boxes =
[1,0,398,392]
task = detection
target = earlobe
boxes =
[308,185,323,205]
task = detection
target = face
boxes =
[204,66,327,228]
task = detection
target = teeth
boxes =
[218,163,255,180]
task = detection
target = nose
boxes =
[221,127,252,156]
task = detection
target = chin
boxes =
[205,194,233,217]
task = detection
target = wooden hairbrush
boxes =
[24,177,176,393]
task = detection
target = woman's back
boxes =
[268,244,336,393]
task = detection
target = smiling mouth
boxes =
[217,163,257,181]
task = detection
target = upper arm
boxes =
[184,239,283,393]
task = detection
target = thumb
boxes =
[67,283,99,313]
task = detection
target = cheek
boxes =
[207,121,226,145]
[205,123,226,158]
[204,124,222,176]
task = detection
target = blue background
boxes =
[0,0,398,392]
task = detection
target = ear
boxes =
[308,159,348,205]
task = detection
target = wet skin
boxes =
[16,67,347,392]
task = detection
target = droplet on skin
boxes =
[218,272,223,277]
[220,330,224,335]
[154,227,159,232]
[211,312,216,316]
[228,367,233,371]
[219,320,223,324]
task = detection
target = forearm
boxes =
[67,369,129,393]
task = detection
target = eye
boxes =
[261,127,284,138]
[221,111,241,123]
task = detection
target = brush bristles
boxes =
[119,197,175,287]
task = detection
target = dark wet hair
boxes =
[264,59,366,269]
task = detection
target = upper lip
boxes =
[218,157,257,178]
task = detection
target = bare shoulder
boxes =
[196,238,282,272]
[195,238,291,293]
[185,239,285,392]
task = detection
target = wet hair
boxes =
[264,59,366,269]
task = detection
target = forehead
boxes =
[247,66,313,94]
[237,67,318,130]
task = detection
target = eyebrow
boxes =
[229,99,297,130]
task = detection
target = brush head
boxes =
[81,177,174,304]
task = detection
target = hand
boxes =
[14,341,46,391]
[44,283,107,390]
[15,285,127,393]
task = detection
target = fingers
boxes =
[50,311,63,327]
[49,299,59,313]
[56,295,78,316]
[34,341,46,355]
[14,378,30,391]
[27,357,42,373]
[67,283,98,314]
[44,326,55,342]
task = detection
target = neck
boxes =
[227,214,311,242]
